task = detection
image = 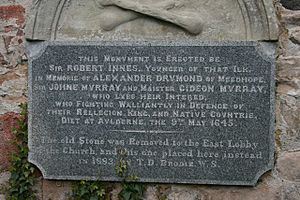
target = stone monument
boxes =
[26,0,277,186]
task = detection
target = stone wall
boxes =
[0,0,299,199]
[0,2,31,199]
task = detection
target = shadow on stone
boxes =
[281,0,300,10]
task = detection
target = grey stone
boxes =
[290,30,300,44]
[41,180,72,200]
[281,0,300,10]
[0,172,10,195]
[277,151,300,182]
[282,182,300,200]
[97,0,203,34]
[25,0,278,41]
[281,7,300,26]
[28,41,275,186]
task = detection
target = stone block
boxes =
[144,186,159,200]
[282,182,300,200]
[0,63,28,114]
[0,112,19,171]
[0,172,10,195]
[277,151,300,182]
[165,178,282,200]
[0,5,25,26]
[42,180,72,200]
[275,94,300,150]
[0,5,26,68]
[290,30,300,44]
[277,56,300,83]
[281,8,300,26]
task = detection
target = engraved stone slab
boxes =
[28,41,275,185]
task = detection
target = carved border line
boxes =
[50,0,67,40]
[31,0,42,39]
[261,0,271,39]
[256,0,270,39]
[237,0,251,40]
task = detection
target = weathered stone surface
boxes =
[0,63,28,114]
[205,185,281,200]
[0,113,19,171]
[110,183,122,200]
[33,176,43,200]
[164,176,281,200]
[277,56,300,95]
[0,5,25,25]
[281,0,300,10]
[167,186,207,200]
[0,5,26,68]
[28,41,275,185]
[42,180,72,200]
[25,0,278,41]
[276,55,300,151]
[281,7,300,25]
[0,4,28,114]
[0,172,10,195]
[0,78,27,99]
[281,182,300,200]
[290,29,300,44]
[0,0,31,5]
[144,186,159,200]
[97,0,203,34]
[277,151,300,181]
[276,95,300,150]
[276,3,300,152]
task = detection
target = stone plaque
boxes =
[28,41,274,185]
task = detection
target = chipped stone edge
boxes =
[251,41,276,186]
[27,40,276,186]
[27,40,49,179]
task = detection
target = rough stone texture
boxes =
[42,180,72,200]
[281,182,300,200]
[277,151,300,181]
[0,5,26,68]
[0,63,27,115]
[290,29,300,44]
[0,1,31,199]
[144,186,159,200]
[276,4,300,152]
[274,2,300,200]
[159,175,282,200]
[0,112,19,171]
[110,183,122,200]
[33,177,43,200]
[281,0,300,10]
[0,3,28,115]
[0,172,10,196]
[280,7,300,26]
[97,0,203,34]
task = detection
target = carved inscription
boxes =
[29,42,274,185]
